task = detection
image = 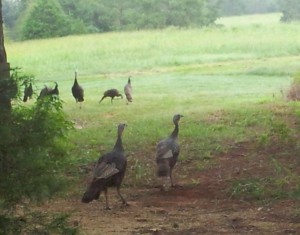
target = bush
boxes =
[0,68,76,233]
[22,0,73,40]
[0,212,78,235]
[0,99,71,205]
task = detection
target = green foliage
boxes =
[127,159,153,186]
[0,76,18,110]
[0,214,23,235]
[66,0,215,31]
[7,13,300,81]
[0,69,73,208]
[219,0,279,16]
[3,0,26,28]
[292,72,300,83]
[4,0,221,39]
[287,72,300,101]
[230,178,265,200]
[280,0,300,22]
[229,158,300,201]
[258,116,292,146]
[0,212,78,235]
[21,0,74,40]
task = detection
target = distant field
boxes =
[6,13,300,82]
[2,13,298,171]
[216,12,282,26]
[5,13,299,159]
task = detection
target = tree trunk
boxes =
[0,0,11,110]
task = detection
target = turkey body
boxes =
[38,82,59,99]
[72,72,84,106]
[23,82,33,102]
[156,138,180,178]
[82,123,128,209]
[156,114,183,188]
[124,77,132,103]
[99,89,123,103]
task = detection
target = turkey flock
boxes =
[22,71,133,107]
[81,113,183,209]
[22,72,184,210]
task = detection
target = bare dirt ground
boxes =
[40,142,300,235]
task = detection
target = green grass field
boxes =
[5,13,300,195]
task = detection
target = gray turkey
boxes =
[124,76,132,104]
[23,82,33,102]
[71,71,84,108]
[82,123,128,209]
[38,82,59,99]
[156,114,184,189]
[99,88,123,104]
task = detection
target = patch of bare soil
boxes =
[40,142,300,235]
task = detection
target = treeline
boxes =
[280,0,300,22]
[219,0,300,22]
[219,0,280,16]
[3,0,300,41]
[3,0,219,40]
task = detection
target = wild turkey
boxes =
[99,88,123,104]
[156,114,184,189]
[71,71,84,107]
[82,123,128,209]
[124,76,132,104]
[38,82,59,99]
[23,82,33,102]
[49,82,59,96]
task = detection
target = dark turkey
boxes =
[99,89,123,104]
[82,123,128,209]
[156,114,184,189]
[72,71,84,107]
[124,76,132,104]
[23,82,33,102]
[38,82,59,99]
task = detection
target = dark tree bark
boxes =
[0,0,7,63]
[0,0,11,110]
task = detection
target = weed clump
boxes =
[287,72,300,101]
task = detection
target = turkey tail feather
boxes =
[81,179,104,203]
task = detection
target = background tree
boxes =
[6,0,295,41]
[22,0,72,39]
[4,0,220,40]
[2,0,26,29]
[0,0,6,64]
[0,0,11,111]
[280,0,300,22]
[219,0,279,16]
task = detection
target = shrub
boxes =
[0,68,75,233]
[22,0,72,40]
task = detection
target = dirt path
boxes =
[40,140,300,234]
[42,182,300,235]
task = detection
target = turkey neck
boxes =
[170,123,179,139]
[113,132,124,153]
